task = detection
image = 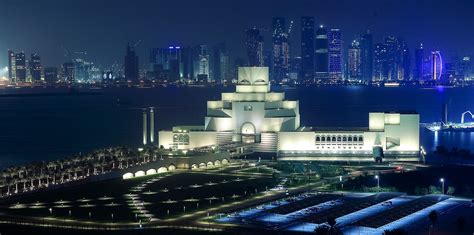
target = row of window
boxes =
[316,146,364,150]
[316,135,364,142]
[173,134,189,144]
[316,143,363,146]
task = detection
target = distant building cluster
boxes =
[7,49,102,85]
[122,43,232,84]
[243,16,473,85]
[6,16,474,86]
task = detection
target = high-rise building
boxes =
[62,62,75,83]
[272,17,290,82]
[245,28,264,67]
[193,44,211,82]
[124,44,139,82]
[414,43,424,80]
[8,50,16,83]
[212,43,230,83]
[30,53,41,82]
[328,28,343,81]
[348,40,362,80]
[431,51,443,81]
[383,36,399,80]
[400,43,410,80]
[149,46,192,82]
[315,25,329,81]
[456,56,471,81]
[374,43,388,81]
[360,31,373,81]
[382,36,410,81]
[301,16,315,81]
[73,58,96,83]
[289,56,302,81]
[44,67,58,83]
[15,52,26,83]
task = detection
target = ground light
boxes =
[375,175,380,191]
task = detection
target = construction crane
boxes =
[132,40,142,50]
[61,45,87,61]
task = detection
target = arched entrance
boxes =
[241,122,256,144]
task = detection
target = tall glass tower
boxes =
[328,29,343,81]
[360,30,373,81]
[301,16,314,81]
[315,25,328,81]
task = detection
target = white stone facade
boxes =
[158,67,420,160]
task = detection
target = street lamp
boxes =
[440,178,445,194]
[49,207,52,215]
[339,175,343,190]
[375,175,380,192]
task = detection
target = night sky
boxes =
[1,0,474,69]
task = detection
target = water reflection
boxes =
[423,130,474,152]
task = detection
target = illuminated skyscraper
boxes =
[30,53,42,82]
[245,28,264,67]
[15,52,26,82]
[328,28,343,80]
[73,58,95,83]
[8,50,16,83]
[193,44,210,82]
[348,40,362,80]
[431,51,443,81]
[374,43,388,81]
[168,46,183,81]
[213,43,230,82]
[383,36,399,80]
[62,62,75,83]
[414,44,424,80]
[44,67,58,83]
[360,31,373,81]
[272,17,290,82]
[301,16,314,81]
[124,44,139,82]
[382,36,409,81]
[456,56,471,81]
[315,25,328,81]
[400,43,410,81]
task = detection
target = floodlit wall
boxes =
[159,131,217,150]
[369,112,385,131]
[159,131,174,149]
[205,117,233,131]
[187,132,217,149]
[278,132,317,151]
[384,114,419,152]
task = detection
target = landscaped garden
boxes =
[0,171,279,223]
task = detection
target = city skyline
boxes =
[1,0,474,70]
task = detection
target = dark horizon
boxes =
[2,0,474,69]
